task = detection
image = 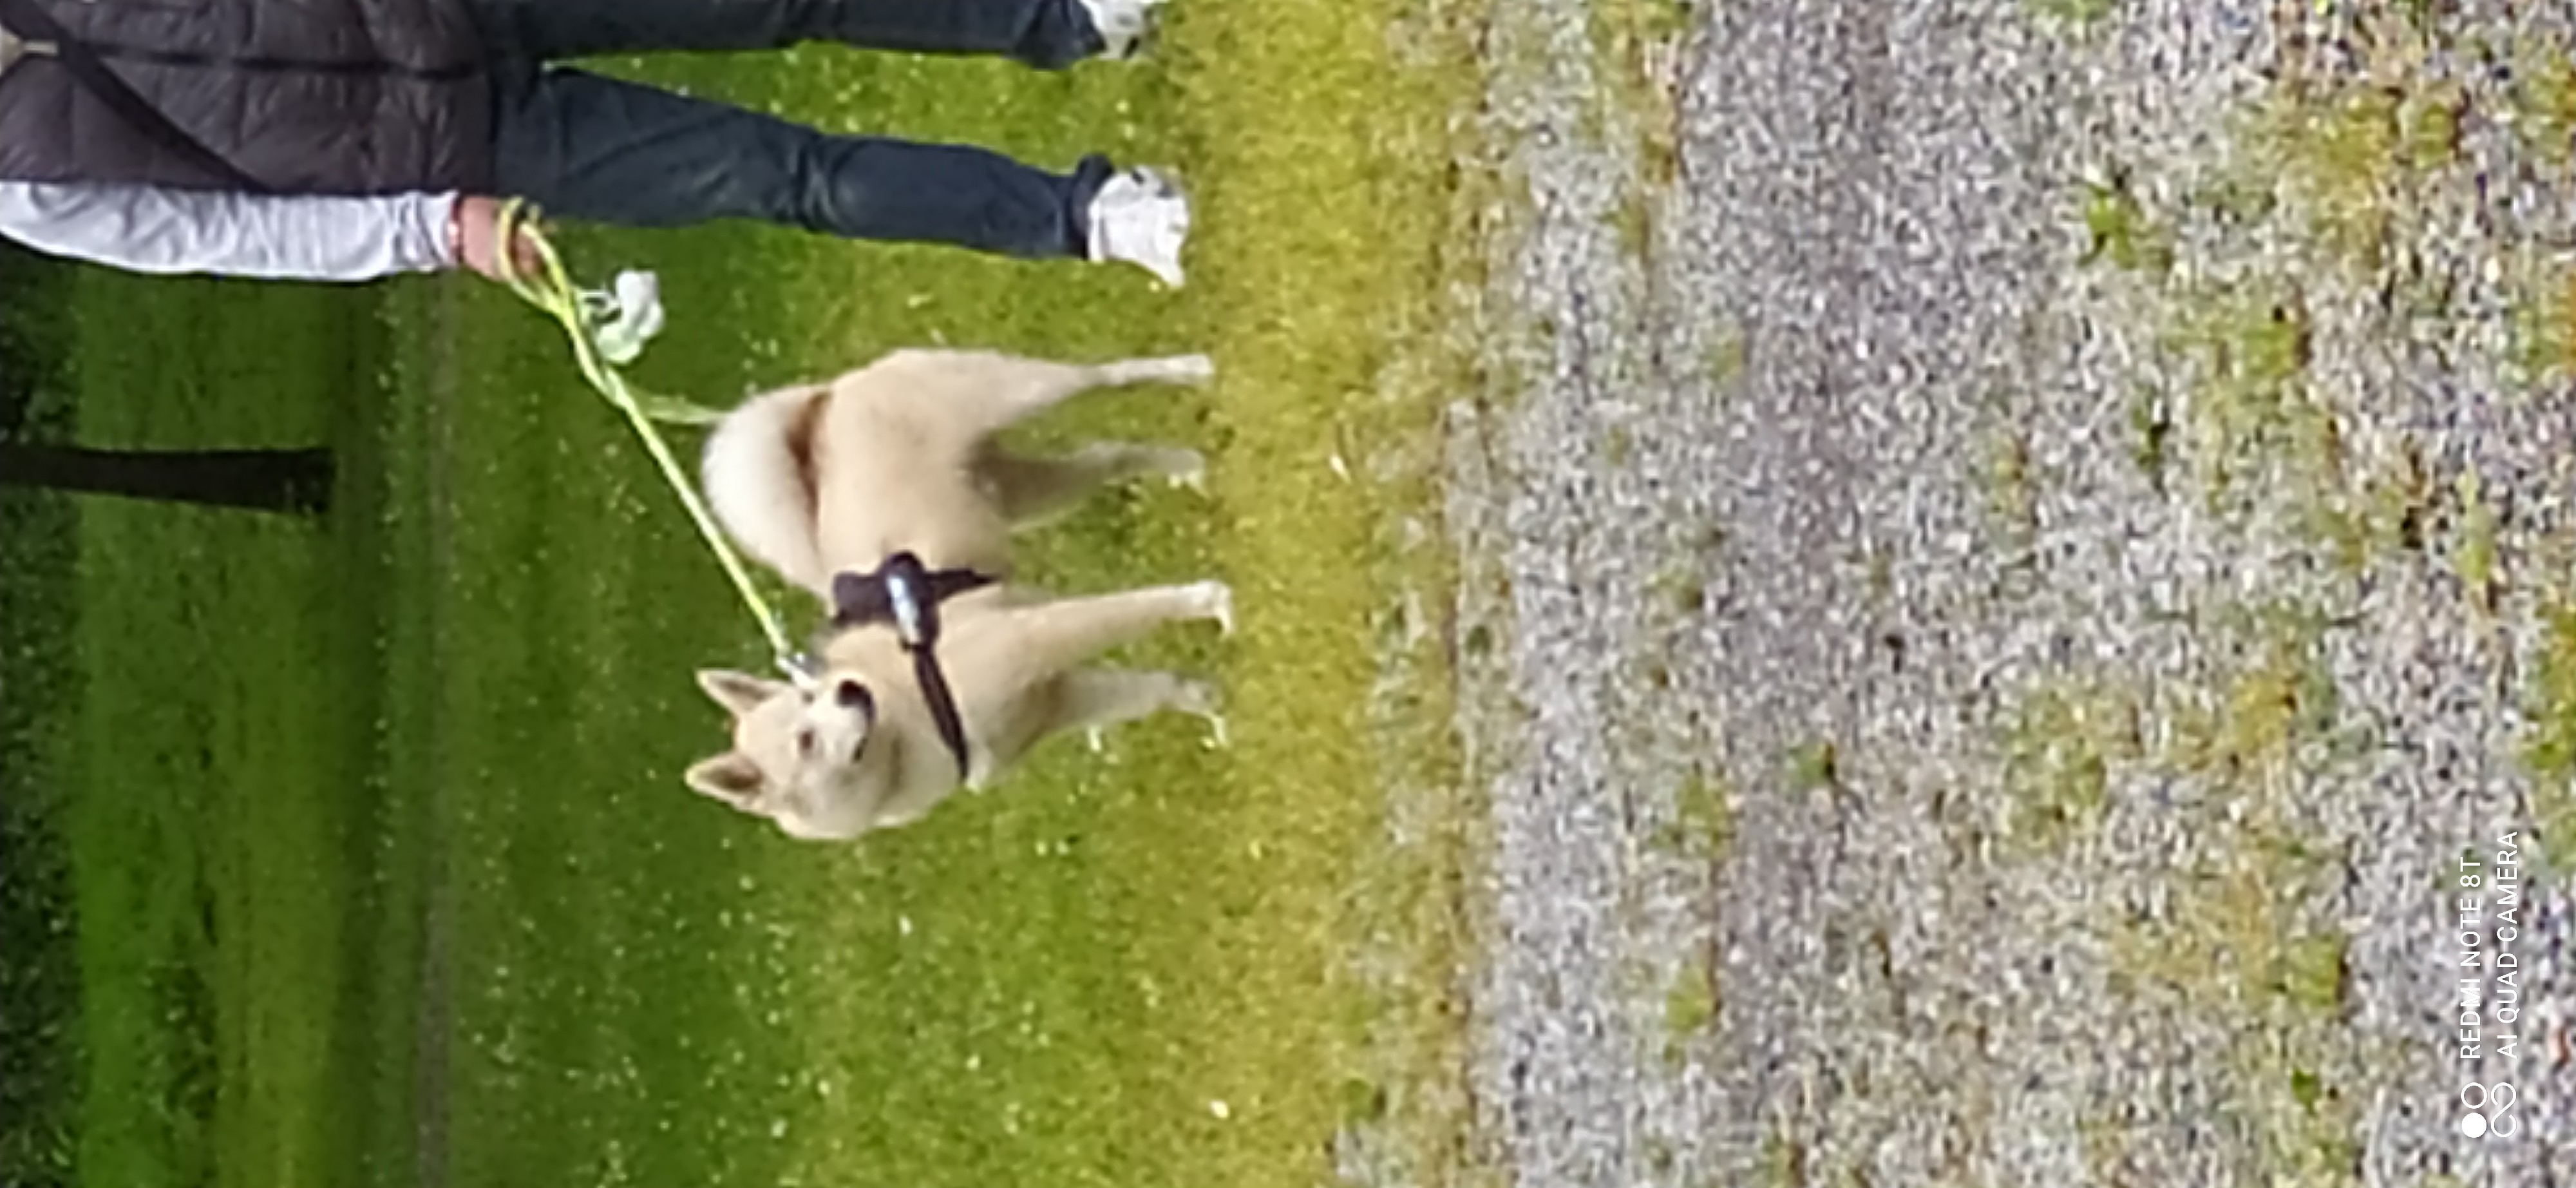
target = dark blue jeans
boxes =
[472,0,1112,259]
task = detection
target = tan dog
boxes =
[687,580,1231,838]
[699,347,1215,602]
[685,349,1228,839]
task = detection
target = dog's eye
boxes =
[796,727,817,756]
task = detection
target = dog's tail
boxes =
[701,385,829,596]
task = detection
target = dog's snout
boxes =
[834,679,871,711]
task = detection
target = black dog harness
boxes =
[828,553,996,780]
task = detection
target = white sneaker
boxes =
[1086,167,1189,287]
[1077,0,1167,59]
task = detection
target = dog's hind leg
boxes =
[981,443,1206,526]
[920,351,1214,436]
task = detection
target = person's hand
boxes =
[450,195,545,282]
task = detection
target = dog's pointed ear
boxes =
[697,669,791,718]
[684,751,766,805]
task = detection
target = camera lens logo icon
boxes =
[2460,1082,2516,1139]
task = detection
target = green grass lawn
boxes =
[3,4,1482,1187]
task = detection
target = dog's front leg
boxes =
[985,442,1206,526]
[1094,354,1215,388]
[1050,670,1225,754]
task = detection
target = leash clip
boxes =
[775,647,823,691]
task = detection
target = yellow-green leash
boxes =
[489,198,808,680]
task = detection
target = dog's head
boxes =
[684,669,881,820]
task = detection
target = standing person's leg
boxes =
[465,0,1164,69]
[489,66,1188,282]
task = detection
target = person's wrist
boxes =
[446,198,469,270]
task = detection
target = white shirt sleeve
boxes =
[0,180,460,281]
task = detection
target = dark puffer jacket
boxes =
[0,0,493,194]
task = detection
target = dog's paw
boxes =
[1192,581,1235,636]
[1175,682,1231,749]
[1159,448,1209,493]
[1156,354,1216,384]
[1106,354,1215,387]
[1085,726,1108,754]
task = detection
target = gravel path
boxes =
[1441,3,2576,1185]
